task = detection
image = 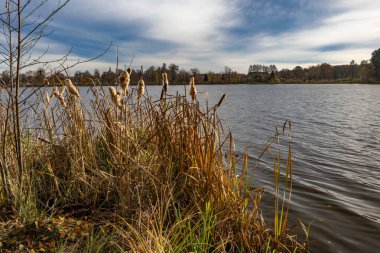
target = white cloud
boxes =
[66,0,239,48]
[237,0,380,70]
[38,0,242,72]
[3,0,380,74]
[74,0,380,72]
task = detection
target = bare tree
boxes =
[0,0,71,205]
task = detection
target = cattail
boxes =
[189,77,197,101]
[118,68,131,95]
[116,91,122,108]
[59,85,66,95]
[109,86,122,109]
[160,73,169,100]
[51,85,67,108]
[215,93,226,108]
[137,78,145,100]
[43,78,50,86]
[56,93,67,108]
[109,86,117,100]
[45,92,50,104]
[115,122,125,131]
[162,73,169,93]
[52,86,59,97]
[65,79,80,98]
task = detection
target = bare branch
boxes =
[56,42,112,74]
[19,0,33,14]
[21,0,45,18]
[21,0,70,44]
[21,47,72,70]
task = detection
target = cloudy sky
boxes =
[8,0,380,73]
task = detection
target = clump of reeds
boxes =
[0,75,309,253]
[189,76,197,101]
[109,86,123,109]
[65,79,80,98]
[118,68,131,96]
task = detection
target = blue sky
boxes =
[11,0,380,73]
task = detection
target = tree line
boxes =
[0,63,245,86]
[2,49,380,86]
[248,48,380,83]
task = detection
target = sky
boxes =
[4,0,380,73]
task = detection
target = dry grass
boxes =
[0,78,309,252]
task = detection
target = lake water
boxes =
[202,84,380,253]
[14,83,380,252]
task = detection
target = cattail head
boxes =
[51,85,67,108]
[116,93,122,108]
[52,86,58,96]
[160,73,169,100]
[52,85,66,99]
[137,78,145,100]
[118,70,131,96]
[65,79,80,98]
[109,86,117,97]
[109,86,123,109]
[59,85,66,95]
[56,94,67,108]
[43,78,50,86]
[45,92,50,104]
[189,77,197,101]
[115,122,125,131]
[162,73,169,93]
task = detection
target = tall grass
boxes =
[0,78,309,252]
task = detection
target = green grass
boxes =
[0,78,309,252]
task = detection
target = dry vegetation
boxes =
[0,76,309,252]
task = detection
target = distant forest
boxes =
[2,48,380,86]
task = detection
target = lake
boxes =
[16,83,380,252]
[201,84,380,253]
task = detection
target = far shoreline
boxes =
[15,80,380,88]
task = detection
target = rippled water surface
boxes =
[18,83,380,252]
[205,84,380,253]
